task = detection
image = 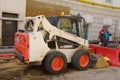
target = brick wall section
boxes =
[33,0,120,40]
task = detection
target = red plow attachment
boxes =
[89,44,120,66]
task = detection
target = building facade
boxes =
[0,0,120,46]
[0,0,26,46]
[92,0,120,6]
[27,0,120,40]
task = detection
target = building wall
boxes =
[0,0,119,45]
[92,0,120,6]
[92,0,105,3]
[0,0,26,45]
[34,0,120,40]
[112,0,120,6]
[0,0,2,45]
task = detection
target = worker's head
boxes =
[103,25,109,30]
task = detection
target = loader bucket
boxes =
[89,44,120,66]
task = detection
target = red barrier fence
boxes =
[89,44,120,66]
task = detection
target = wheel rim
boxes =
[79,54,89,67]
[51,56,64,71]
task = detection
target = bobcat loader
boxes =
[14,15,92,75]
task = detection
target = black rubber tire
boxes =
[72,50,91,70]
[43,51,67,75]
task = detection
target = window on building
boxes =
[105,0,113,3]
[2,12,18,18]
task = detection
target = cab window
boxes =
[58,18,77,35]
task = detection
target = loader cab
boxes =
[47,15,88,39]
[24,15,88,39]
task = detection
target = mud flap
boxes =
[14,52,24,63]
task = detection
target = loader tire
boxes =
[72,50,91,70]
[43,51,67,75]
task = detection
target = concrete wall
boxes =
[112,0,120,6]
[34,0,120,40]
[0,0,26,45]
[0,0,26,14]
[93,0,120,6]
[93,0,105,3]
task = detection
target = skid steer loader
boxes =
[14,14,92,75]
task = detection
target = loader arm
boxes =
[32,15,89,48]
